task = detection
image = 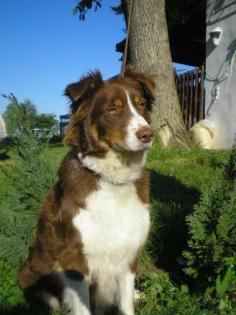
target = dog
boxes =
[18,66,156,315]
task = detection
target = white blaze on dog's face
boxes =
[124,90,153,151]
[64,67,156,154]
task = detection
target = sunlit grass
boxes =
[0,140,230,314]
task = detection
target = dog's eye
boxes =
[137,100,146,109]
[108,106,118,114]
[108,100,123,114]
[134,96,146,109]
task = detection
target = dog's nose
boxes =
[136,126,153,143]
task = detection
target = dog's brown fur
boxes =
[18,66,156,313]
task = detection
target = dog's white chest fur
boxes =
[73,179,150,275]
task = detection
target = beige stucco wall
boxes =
[206,0,236,148]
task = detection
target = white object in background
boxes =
[190,119,216,149]
[215,85,220,102]
[209,27,223,46]
[0,113,7,140]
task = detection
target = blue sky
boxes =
[0,0,193,118]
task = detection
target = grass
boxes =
[147,143,228,283]
[0,141,230,314]
[148,143,227,192]
[43,143,68,168]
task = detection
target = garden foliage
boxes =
[0,131,58,309]
[2,93,59,137]
[136,270,215,315]
[183,140,236,312]
[0,134,236,314]
[0,132,57,266]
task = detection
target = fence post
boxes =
[194,68,199,124]
[199,64,205,120]
[175,65,205,128]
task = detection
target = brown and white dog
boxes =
[18,66,156,315]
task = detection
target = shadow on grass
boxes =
[0,152,9,161]
[0,146,10,161]
[0,303,126,315]
[149,170,201,283]
[48,143,64,148]
[0,304,51,315]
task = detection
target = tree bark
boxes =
[124,0,191,149]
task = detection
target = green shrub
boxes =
[224,139,236,182]
[215,256,236,313]
[0,132,57,266]
[183,183,236,281]
[0,132,59,313]
[183,141,236,312]
[0,260,23,307]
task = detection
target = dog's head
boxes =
[64,66,156,154]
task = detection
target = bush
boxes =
[224,139,236,182]
[0,132,57,266]
[183,141,236,312]
[0,260,23,307]
[215,256,236,312]
[183,183,236,282]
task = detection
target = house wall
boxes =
[206,0,236,148]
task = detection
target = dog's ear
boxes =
[65,71,104,114]
[63,104,90,149]
[125,65,156,109]
[64,109,105,154]
[63,71,104,153]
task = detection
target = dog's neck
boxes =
[78,150,147,185]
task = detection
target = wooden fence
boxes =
[175,65,205,129]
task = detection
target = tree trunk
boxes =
[124,0,191,149]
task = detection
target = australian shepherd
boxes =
[18,66,156,315]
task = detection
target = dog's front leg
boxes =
[117,271,135,315]
[62,277,91,315]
